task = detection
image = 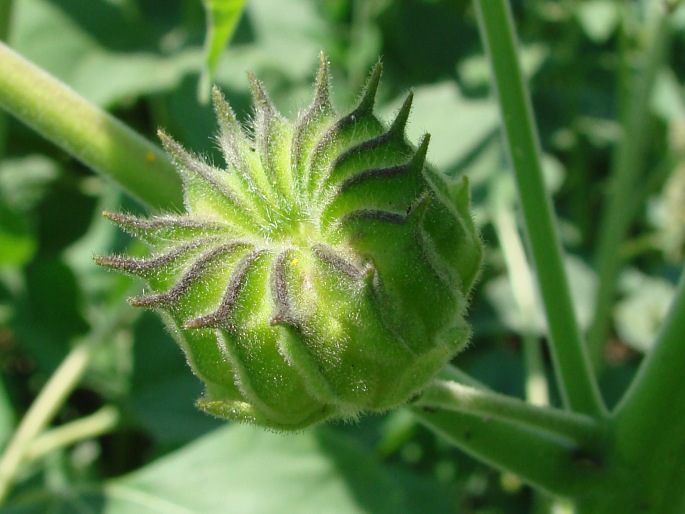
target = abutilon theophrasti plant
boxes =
[96,54,483,431]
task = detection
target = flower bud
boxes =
[96,54,482,431]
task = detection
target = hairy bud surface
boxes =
[97,55,482,431]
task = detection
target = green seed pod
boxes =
[96,54,482,431]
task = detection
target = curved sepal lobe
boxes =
[96,54,483,431]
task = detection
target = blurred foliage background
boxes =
[0,0,684,512]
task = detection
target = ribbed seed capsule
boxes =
[96,54,483,431]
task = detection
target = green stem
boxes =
[24,406,120,464]
[0,42,183,211]
[415,381,598,444]
[570,272,685,512]
[614,269,685,457]
[411,406,603,498]
[474,0,605,417]
[586,12,671,366]
[0,340,94,505]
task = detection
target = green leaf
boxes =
[5,425,420,514]
[12,0,201,107]
[0,155,58,266]
[108,426,408,514]
[0,201,36,267]
[199,0,246,103]
[13,258,90,370]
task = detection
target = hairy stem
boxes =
[474,0,605,417]
[411,406,603,498]
[415,381,598,444]
[0,42,183,211]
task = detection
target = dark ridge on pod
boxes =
[323,60,381,135]
[130,243,249,308]
[315,92,415,201]
[306,61,383,187]
[338,134,429,192]
[269,251,303,328]
[328,129,402,176]
[158,131,252,220]
[247,73,275,114]
[338,162,412,193]
[247,73,276,154]
[212,86,258,184]
[94,237,220,275]
[342,209,409,225]
[184,249,265,329]
[212,85,241,136]
[333,92,414,170]
[291,54,333,174]
[312,244,370,281]
[103,212,223,233]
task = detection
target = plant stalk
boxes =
[415,380,598,443]
[613,268,685,456]
[411,406,603,498]
[474,0,605,417]
[0,42,183,211]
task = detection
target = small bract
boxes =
[96,54,482,431]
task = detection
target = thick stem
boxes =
[613,269,685,458]
[415,381,599,444]
[586,12,671,365]
[474,0,605,417]
[0,42,183,211]
[411,406,604,498]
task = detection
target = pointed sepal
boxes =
[96,54,483,432]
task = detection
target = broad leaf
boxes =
[5,425,427,514]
